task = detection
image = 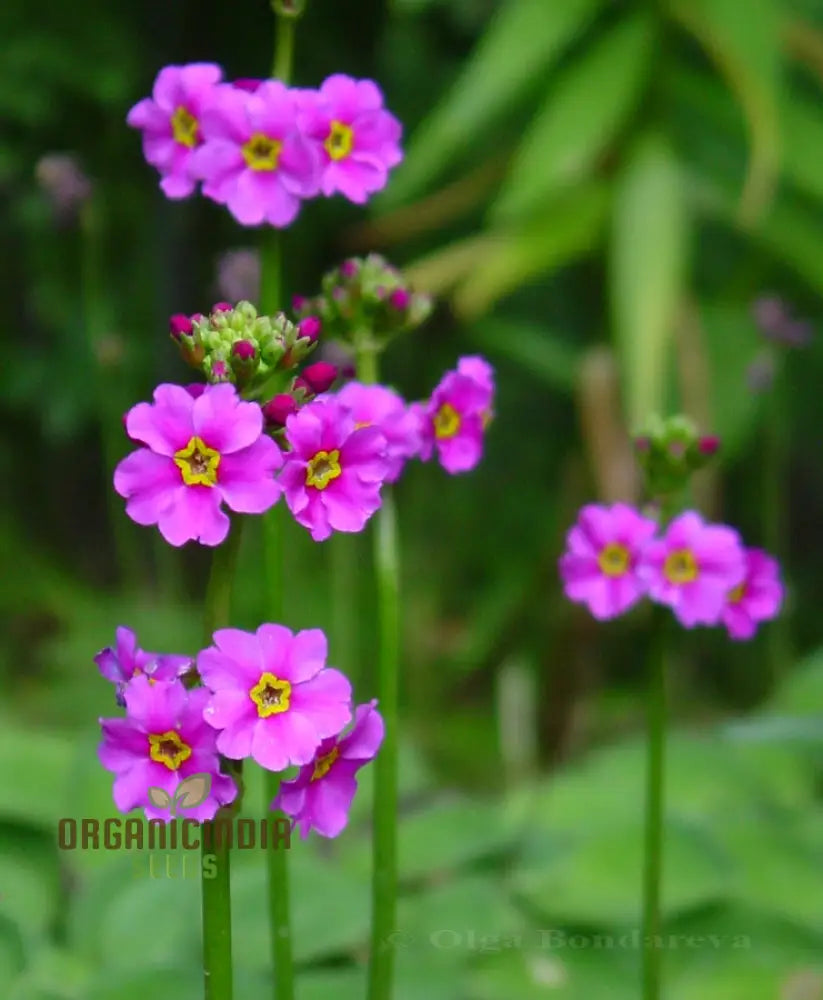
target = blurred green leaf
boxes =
[384,0,602,204]
[668,0,781,222]
[0,825,61,939]
[0,728,73,830]
[469,318,580,393]
[7,948,90,1000]
[610,134,688,429]
[454,183,611,320]
[491,13,654,222]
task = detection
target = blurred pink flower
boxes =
[721,548,783,640]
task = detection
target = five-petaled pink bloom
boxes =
[114,383,282,547]
[419,356,495,474]
[191,80,320,227]
[559,503,658,620]
[198,625,352,772]
[639,511,746,628]
[333,381,422,483]
[279,397,389,542]
[95,626,191,707]
[273,699,384,839]
[99,676,237,822]
[127,63,223,199]
[297,74,402,204]
[721,548,783,640]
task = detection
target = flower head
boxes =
[419,356,494,474]
[559,504,658,620]
[273,700,383,838]
[198,625,352,772]
[297,75,402,204]
[99,676,237,822]
[127,63,223,198]
[721,548,783,640]
[279,398,389,541]
[114,383,282,547]
[192,80,320,227]
[639,512,746,627]
[95,627,191,706]
[334,381,422,483]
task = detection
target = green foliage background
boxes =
[2,0,823,997]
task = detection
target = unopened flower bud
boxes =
[389,288,410,310]
[340,259,359,279]
[292,295,307,313]
[262,394,298,426]
[212,301,233,314]
[169,314,193,340]
[231,339,256,361]
[697,435,720,456]
[297,316,321,343]
[298,362,337,394]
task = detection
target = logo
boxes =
[147,773,211,819]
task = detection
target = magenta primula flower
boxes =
[273,700,383,839]
[639,511,746,627]
[126,63,223,199]
[559,504,658,620]
[99,676,237,822]
[297,74,402,204]
[279,397,389,542]
[333,381,422,483]
[419,356,495,474]
[191,80,320,227]
[95,626,191,707]
[114,383,282,547]
[721,548,783,640]
[198,625,352,772]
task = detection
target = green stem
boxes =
[642,608,667,1000]
[357,339,400,1000]
[330,534,359,685]
[201,519,244,1000]
[763,365,791,685]
[260,7,299,999]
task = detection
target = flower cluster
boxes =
[114,352,495,547]
[559,504,783,640]
[127,65,403,224]
[97,623,383,837]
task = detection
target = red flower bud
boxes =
[698,435,720,455]
[231,339,256,360]
[389,288,410,310]
[299,362,338,394]
[169,313,193,339]
[262,394,298,426]
[212,301,233,313]
[297,316,322,343]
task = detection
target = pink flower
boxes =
[95,626,191,706]
[721,548,783,640]
[98,676,237,822]
[639,512,746,627]
[198,625,352,772]
[191,80,320,227]
[114,383,282,547]
[559,504,658,620]
[126,63,223,199]
[419,356,495,474]
[334,381,422,483]
[279,398,389,542]
[297,75,402,204]
[273,700,383,839]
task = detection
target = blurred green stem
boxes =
[642,607,667,1000]
[201,519,244,1000]
[356,338,400,1000]
[260,9,298,1000]
[763,365,791,684]
[79,200,141,589]
[331,534,359,684]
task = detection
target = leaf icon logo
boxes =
[173,773,212,813]
[147,786,173,810]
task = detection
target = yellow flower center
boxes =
[311,746,340,781]
[664,549,698,585]
[598,542,630,578]
[242,133,282,171]
[324,120,354,161]
[171,106,200,148]
[433,403,461,439]
[250,672,292,718]
[354,420,371,429]
[728,582,746,603]
[148,731,192,771]
[173,436,221,487]
[306,449,342,489]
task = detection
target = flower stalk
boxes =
[355,337,401,1000]
[201,518,244,1000]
